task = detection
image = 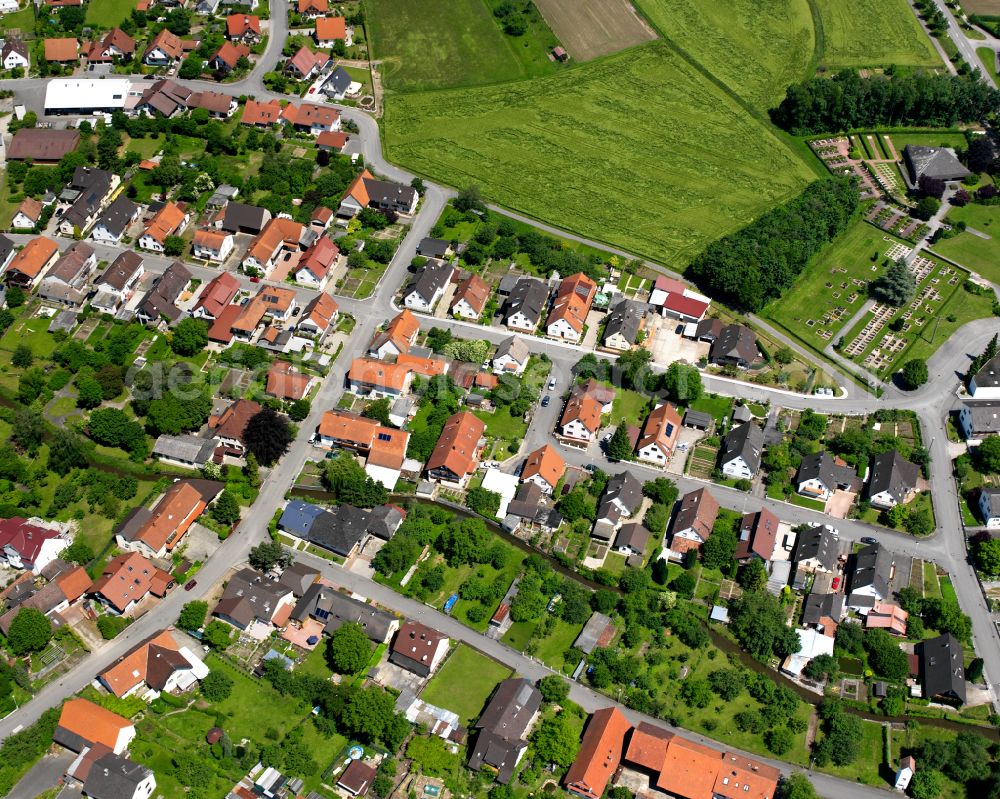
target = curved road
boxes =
[0,8,999,796]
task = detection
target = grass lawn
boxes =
[923,561,941,598]
[421,644,512,724]
[48,396,78,417]
[634,0,814,109]
[812,0,943,69]
[935,202,1000,283]
[85,0,135,26]
[940,575,958,604]
[892,725,965,799]
[603,552,627,576]
[764,218,903,355]
[0,169,21,228]
[886,131,970,151]
[816,719,888,786]
[687,395,733,424]
[365,0,558,92]
[609,388,650,426]
[0,5,35,36]
[383,41,815,268]
[978,47,999,82]
[474,406,527,440]
[501,620,536,650]
[123,135,164,160]
[0,314,62,358]
[532,617,584,673]
[791,494,826,511]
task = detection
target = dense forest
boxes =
[687,178,858,312]
[771,70,1000,134]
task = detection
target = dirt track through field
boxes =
[532,0,657,61]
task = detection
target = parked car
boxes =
[541,395,550,407]
[831,576,841,590]
[860,536,878,545]
[548,378,557,390]
[184,579,197,591]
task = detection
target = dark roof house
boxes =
[865,450,920,508]
[291,583,396,642]
[919,633,966,704]
[904,145,971,184]
[468,678,542,783]
[708,323,757,367]
[135,261,191,324]
[791,525,839,572]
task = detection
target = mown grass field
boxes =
[887,131,969,151]
[384,42,815,267]
[634,0,814,109]
[364,0,558,92]
[935,202,1000,283]
[85,0,135,27]
[812,0,942,69]
[421,644,511,724]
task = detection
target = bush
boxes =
[97,615,130,639]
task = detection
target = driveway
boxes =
[8,752,74,799]
[824,490,856,519]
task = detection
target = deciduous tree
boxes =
[244,407,293,466]
[326,622,371,674]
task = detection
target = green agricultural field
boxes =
[384,42,815,267]
[364,0,558,92]
[422,644,512,724]
[85,0,135,27]
[634,0,814,108]
[812,0,943,69]
[934,202,1000,283]
[765,218,900,353]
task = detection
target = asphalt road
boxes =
[929,0,996,85]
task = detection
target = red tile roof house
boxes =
[564,707,632,799]
[242,217,304,275]
[285,46,329,80]
[281,101,341,135]
[0,517,68,573]
[85,28,136,63]
[138,202,189,252]
[297,292,339,339]
[98,628,209,699]
[226,13,262,43]
[192,271,240,321]
[314,16,352,47]
[367,309,419,359]
[210,41,250,73]
[12,197,43,230]
[143,28,183,66]
[115,479,220,560]
[546,272,597,343]
[521,444,566,495]
[240,98,282,128]
[348,358,413,399]
[666,487,720,562]
[89,551,174,615]
[294,235,339,288]
[558,380,616,446]
[297,0,327,18]
[191,228,236,264]
[54,698,135,756]
[4,236,60,289]
[316,130,349,153]
[450,273,491,320]
[735,508,779,563]
[209,398,262,457]
[426,411,486,488]
[635,402,681,467]
[44,37,79,63]
[266,360,316,401]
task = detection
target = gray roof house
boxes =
[135,261,192,325]
[602,472,643,516]
[416,237,453,259]
[958,400,1000,441]
[919,633,966,704]
[846,543,891,611]
[865,450,919,510]
[403,261,453,312]
[796,451,859,500]
[493,335,530,375]
[801,592,845,630]
[0,235,15,272]
[791,524,839,572]
[321,65,352,99]
[278,501,401,557]
[708,323,758,368]
[221,202,271,234]
[467,678,541,784]
[291,583,397,642]
[92,195,140,243]
[80,752,156,799]
[152,434,215,469]
[904,145,971,184]
[213,568,293,630]
[602,298,647,350]
[504,277,548,331]
[277,561,320,597]
[719,421,764,480]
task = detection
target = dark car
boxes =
[860,536,878,545]
[184,579,197,591]
[541,395,550,407]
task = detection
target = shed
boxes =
[682,409,712,430]
[573,612,616,654]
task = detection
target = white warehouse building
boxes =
[44,79,133,115]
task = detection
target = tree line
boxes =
[770,70,1000,134]
[686,178,858,312]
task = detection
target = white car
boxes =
[548,378,557,390]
